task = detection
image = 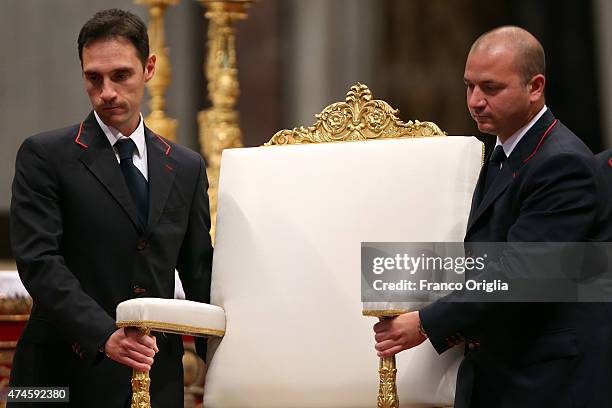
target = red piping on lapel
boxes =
[608,157,612,168]
[154,133,171,155]
[75,122,88,148]
[523,119,558,164]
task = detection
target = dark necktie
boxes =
[115,139,148,223]
[483,145,507,195]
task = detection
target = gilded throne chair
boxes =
[117,83,483,408]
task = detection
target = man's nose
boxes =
[467,88,486,110]
[100,80,117,102]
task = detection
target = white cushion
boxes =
[0,270,29,297]
[205,136,482,408]
[115,298,225,337]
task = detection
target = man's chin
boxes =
[96,111,125,128]
[476,123,496,135]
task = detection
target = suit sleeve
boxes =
[420,151,600,353]
[10,137,117,357]
[176,156,214,360]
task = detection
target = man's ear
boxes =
[144,54,156,82]
[529,74,545,101]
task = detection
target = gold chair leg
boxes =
[131,327,152,408]
[131,368,152,408]
[377,317,399,408]
[378,355,399,408]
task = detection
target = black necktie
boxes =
[115,139,148,223]
[483,145,507,195]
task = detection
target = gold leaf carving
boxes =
[378,356,399,408]
[131,369,151,408]
[266,83,445,145]
[129,327,152,408]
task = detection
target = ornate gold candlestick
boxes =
[136,0,179,140]
[198,0,253,239]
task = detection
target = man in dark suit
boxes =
[8,9,213,407]
[374,26,612,407]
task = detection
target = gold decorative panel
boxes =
[266,83,445,146]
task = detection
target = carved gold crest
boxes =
[266,83,445,145]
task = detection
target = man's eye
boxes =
[114,72,130,81]
[87,75,100,82]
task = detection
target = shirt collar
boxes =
[94,111,146,158]
[495,105,547,158]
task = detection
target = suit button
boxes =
[137,240,147,250]
[133,285,147,295]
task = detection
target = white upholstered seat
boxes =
[116,298,225,338]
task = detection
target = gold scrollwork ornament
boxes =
[266,82,445,146]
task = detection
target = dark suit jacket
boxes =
[9,111,213,407]
[420,109,612,408]
[597,148,612,199]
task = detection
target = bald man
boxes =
[374,27,612,407]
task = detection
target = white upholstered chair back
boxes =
[204,84,483,408]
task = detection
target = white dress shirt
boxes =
[94,111,148,181]
[494,105,548,163]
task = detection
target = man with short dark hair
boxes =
[374,26,612,407]
[9,9,213,407]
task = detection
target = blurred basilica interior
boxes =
[1,0,612,405]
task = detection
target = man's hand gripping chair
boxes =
[115,298,225,407]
